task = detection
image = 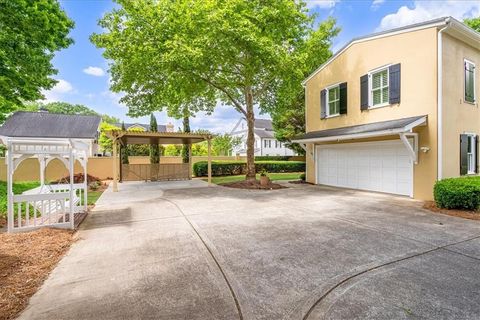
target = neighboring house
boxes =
[231,118,295,156]
[0,111,101,157]
[113,122,174,132]
[293,17,480,200]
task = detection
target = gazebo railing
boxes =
[121,163,190,181]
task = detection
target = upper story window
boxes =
[465,59,476,103]
[326,85,340,116]
[369,67,389,107]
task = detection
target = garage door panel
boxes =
[316,140,413,196]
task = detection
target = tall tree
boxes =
[0,0,74,122]
[268,18,338,155]
[464,17,480,32]
[91,0,335,180]
[149,114,160,164]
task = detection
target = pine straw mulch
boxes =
[0,228,76,320]
[423,201,480,221]
[220,179,286,190]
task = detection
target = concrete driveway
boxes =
[19,180,480,320]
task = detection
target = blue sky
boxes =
[46,0,480,132]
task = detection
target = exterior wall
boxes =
[304,27,439,200]
[442,33,480,178]
[0,155,305,181]
[260,138,295,156]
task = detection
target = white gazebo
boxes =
[0,111,101,233]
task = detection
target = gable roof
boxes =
[114,123,167,132]
[255,119,273,131]
[0,111,101,139]
[254,129,274,139]
[303,16,480,86]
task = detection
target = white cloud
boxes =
[83,66,105,77]
[42,79,74,102]
[371,0,385,10]
[377,1,480,31]
[305,0,340,9]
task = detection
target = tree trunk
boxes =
[182,115,190,163]
[245,86,256,180]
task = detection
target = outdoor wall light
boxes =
[420,146,430,153]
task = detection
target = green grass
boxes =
[87,190,103,205]
[0,181,40,218]
[202,172,304,185]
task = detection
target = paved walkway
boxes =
[18,180,480,319]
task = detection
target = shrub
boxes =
[193,161,306,177]
[255,156,290,161]
[434,177,480,211]
[300,173,306,181]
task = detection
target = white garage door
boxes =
[316,140,413,196]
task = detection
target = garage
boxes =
[316,140,413,196]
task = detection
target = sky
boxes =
[46,0,480,132]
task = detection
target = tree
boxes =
[98,122,121,153]
[120,122,129,164]
[149,114,160,164]
[91,0,334,180]
[465,17,480,32]
[268,18,338,155]
[212,134,241,156]
[0,0,74,122]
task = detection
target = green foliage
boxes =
[193,161,305,177]
[120,122,129,164]
[149,114,160,164]
[98,122,121,153]
[91,0,337,178]
[434,177,480,211]
[212,134,241,156]
[300,173,306,181]
[464,17,480,32]
[0,181,40,218]
[0,0,74,122]
[164,145,182,156]
[255,156,290,161]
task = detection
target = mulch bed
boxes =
[423,201,480,221]
[220,179,286,190]
[51,173,101,184]
[0,228,75,320]
[289,180,313,185]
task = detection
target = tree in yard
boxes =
[120,122,129,164]
[91,0,336,180]
[0,0,74,122]
[212,134,241,156]
[268,18,339,155]
[149,114,160,164]
[98,122,121,154]
[464,17,480,32]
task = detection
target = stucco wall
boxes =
[442,33,480,178]
[304,27,439,200]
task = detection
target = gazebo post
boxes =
[112,138,119,192]
[6,143,14,233]
[207,137,212,186]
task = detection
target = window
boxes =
[264,140,267,148]
[268,140,271,148]
[326,85,340,116]
[369,67,389,107]
[465,59,476,103]
[467,134,476,174]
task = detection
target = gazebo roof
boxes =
[0,111,101,139]
[107,130,212,145]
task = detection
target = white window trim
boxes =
[466,133,476,175]
[368,65,391,109]
[325,83,341,118]
[464,58,476,104]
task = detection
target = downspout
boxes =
[437,18,450,181]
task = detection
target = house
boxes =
[230,118,295,156]
[293,17,480,200]
[114,122,174,132]
[0,111,102,157]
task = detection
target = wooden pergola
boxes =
[107,130,213,192]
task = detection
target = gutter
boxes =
[437,18,451,181]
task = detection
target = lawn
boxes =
[202,172,303,185]
[0,181,40,219]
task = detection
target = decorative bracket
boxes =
[399,133,418,164]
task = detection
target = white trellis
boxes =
[2,137,89,233]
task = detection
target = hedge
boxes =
[193,161,306,177]
[434,176,480,211]
[255,156,290,161]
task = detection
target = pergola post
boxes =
[112,138,118,192]
[188,143,192,179]
[207,138,212,186]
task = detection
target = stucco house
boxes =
[293,17,480,200]
[231,118,295,156]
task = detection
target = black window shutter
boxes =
[460,134,468,175]
[360,75,368,110]
[389,63,401,104]
[339,82,348,114]
[320,89,327,119]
